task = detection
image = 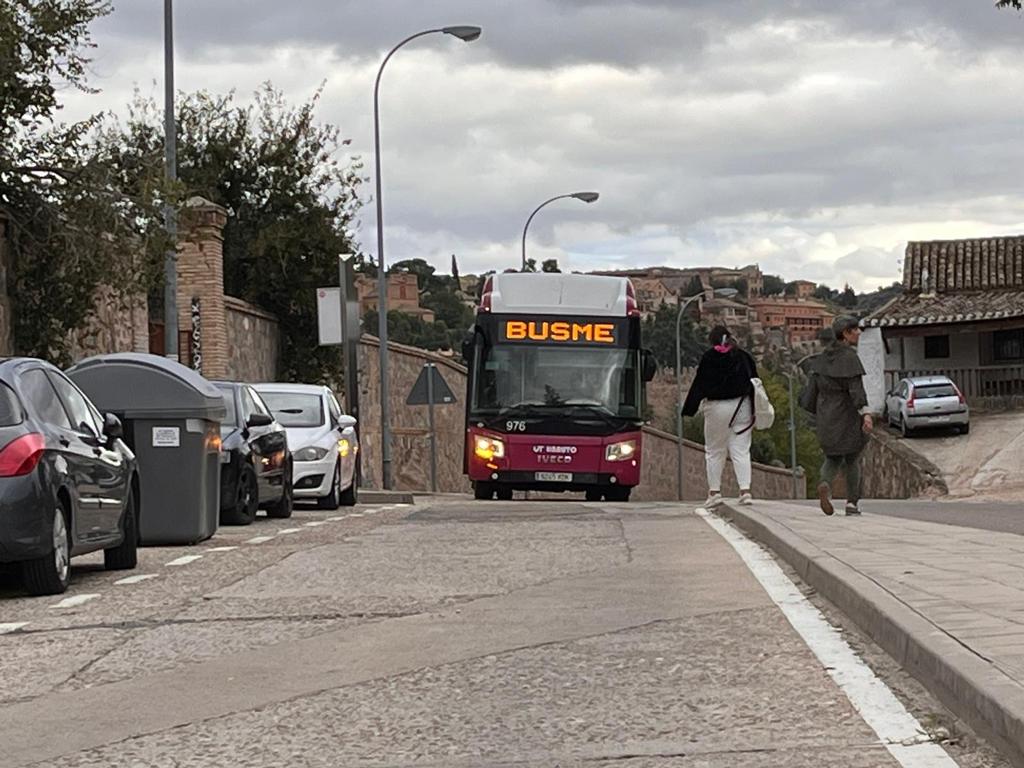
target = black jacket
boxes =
[681,347,759,417]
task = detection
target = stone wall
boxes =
[860,430,947,499]
[357,337,470,493]
[225,297,280,382]
[68,288,149,362]
[356,337,800,499]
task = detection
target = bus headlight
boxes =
[474,436,505,461]
[605,440,637,462]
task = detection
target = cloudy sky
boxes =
[58,1,1024,291]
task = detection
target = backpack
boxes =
[751,378,775,430]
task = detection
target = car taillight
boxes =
[626,281,640,317]
[954,386,966,405]
[906,391,916,410]
[0,433,46,477]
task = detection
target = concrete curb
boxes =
[359,490,415,505]
[718,503,1024,767]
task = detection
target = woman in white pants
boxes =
[681,326,758,509]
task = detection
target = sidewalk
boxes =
[719,500,1024,767]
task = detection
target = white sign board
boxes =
[316,287,341,346]
[152,426,181,448]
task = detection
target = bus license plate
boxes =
[536,472,572,483]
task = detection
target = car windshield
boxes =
[259,392,324,428]
[215,385,238,427]
[472,344,640,418]
[915,384,956,399]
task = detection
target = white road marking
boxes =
[244,536,274,545]
[278,528,304,534]
[206,546,238,552]
[327,515,347,521]
[347,513,364,518]
[0,622,28,635]
[699,510,960,768]
[303,521,327,528]
[165,554,203,567]
[51,594,100,609]
[114,574,158,585]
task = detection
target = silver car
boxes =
[885,375,970,437]
[254,383,359,508]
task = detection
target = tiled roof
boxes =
[864,290,1024,327]
[867,235,1024,327]
[903,236,1024,293]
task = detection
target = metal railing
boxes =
[885,365,1024,400]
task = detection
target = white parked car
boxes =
[254,383,358,507]
[884,375,970,437]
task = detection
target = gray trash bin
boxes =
[67,353,226,545]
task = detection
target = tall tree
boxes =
[541,258,561,273]
[103,85,365,382]
[1,0,166,361]
[762,274,786,295]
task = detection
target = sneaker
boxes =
[703,493,723,510]
[845,502,861,516]
[817,482,834,516]
[738,492,754,506]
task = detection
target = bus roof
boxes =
[484,273,633,317]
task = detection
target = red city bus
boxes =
[462,273,657,502]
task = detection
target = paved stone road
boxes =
[0,498,1006,766]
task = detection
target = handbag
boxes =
[751,378,775,430]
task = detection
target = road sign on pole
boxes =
[406,363,456,493]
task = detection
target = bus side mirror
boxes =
[461,336,475,364]
[641,349,658,383]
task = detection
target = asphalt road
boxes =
[0,496,1009,767]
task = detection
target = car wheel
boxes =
[960,423,970,435]
[585,489,602,502]
[222,465,259,525]
[473,482,494,501]
[266,468,294,519]
[339,471,358,507]
[496,487,514,501]
[899,416,912,438]
[22,500,72,596]
[316,463,342,510]
[104,489,138,571]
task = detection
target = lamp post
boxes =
[163,0,178,360]
[373,25,481,490]
[521,192,599,271]
[780,371,800,498]
[676,287,738,501]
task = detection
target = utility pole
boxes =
[163,0,178,360]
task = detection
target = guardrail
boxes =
[885,365,1024,400]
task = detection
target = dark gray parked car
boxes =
[0,359,138,595]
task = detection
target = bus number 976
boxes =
[506,420,527,433]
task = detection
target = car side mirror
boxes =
[337,414,357,431]
[246,413,274,429]
[641,349,658,383]
[102,413,123,440]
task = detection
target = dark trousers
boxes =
[821,450,863,504]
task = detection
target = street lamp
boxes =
[521,192,599,271]
[676,286,738,501]
[373,24,481,490]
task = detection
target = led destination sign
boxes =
[497,318,626,345]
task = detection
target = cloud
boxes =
[53,1,1024,291]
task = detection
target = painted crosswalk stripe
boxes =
[51,594,100,609]
[244,536,274,545]
[114,574,158,585]
[347,513,364,518]
[166,554,203,566]
[327,515,346,521]
[303,521,326,527]
[700,510,960,768]
[0,622,28,635]
[206,546,238,552]
[278,528,304,534]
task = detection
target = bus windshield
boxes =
[472,344,641,418]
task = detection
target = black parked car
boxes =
[0,359,138,595]
[213,382,292,525]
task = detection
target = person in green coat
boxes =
[801,316,873,516]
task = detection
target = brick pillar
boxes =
[177,197,229,379]
[0,214,12,356]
